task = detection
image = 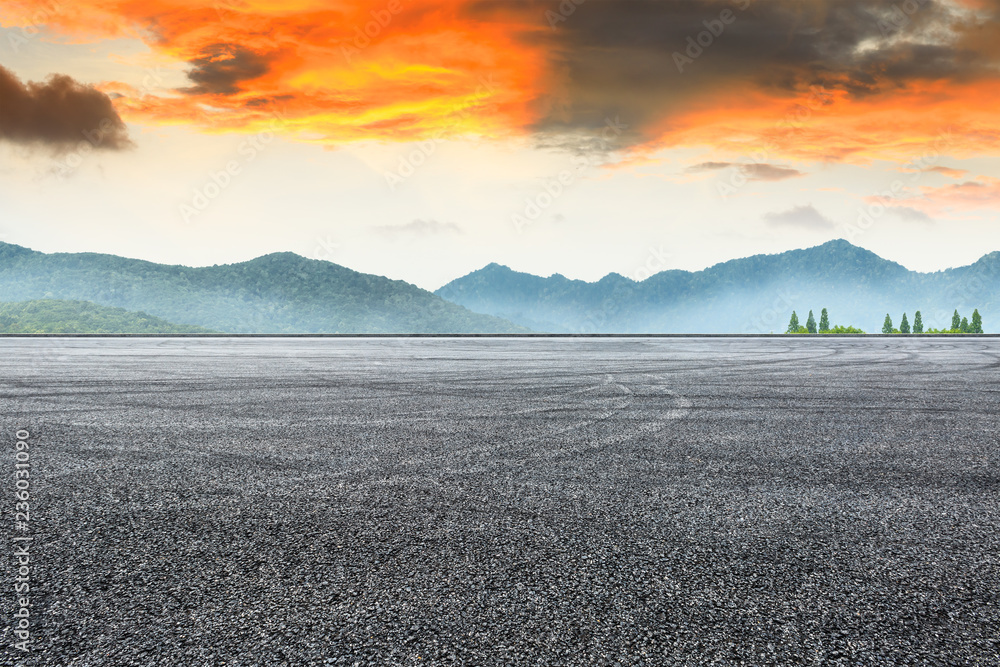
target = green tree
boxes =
[913,310,923,334]
[882,313,894,334]
[961,316,969,332]
[971,309,983,334]
[806,310,817,334]
[899,313,910,334]
[952,309,961,331]
[786,311,800,333]
[819,308,829,332]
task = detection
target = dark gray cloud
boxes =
[245,94,294,108]
[742,164,803,181]
[889,206,934,223]
[687,161,803,180]
[467,0,988,150]
[687,161,735,172]
[764,204,835,229]
[182,44,271,95]
[0,65,132,152]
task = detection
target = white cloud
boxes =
[373,219,462,236]
[763,205,835,230]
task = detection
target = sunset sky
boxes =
[2,0,1000,288]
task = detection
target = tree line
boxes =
[786,308,984,334]
[786,308,864,334]
[880,309,983,334]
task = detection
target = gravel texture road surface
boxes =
[2,337,999,666]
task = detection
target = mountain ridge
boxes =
[436,240,998,333]
[461,240,912,285]
[0,243,526,334]
[3,240,995,334]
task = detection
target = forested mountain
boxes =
[4,240,995,334]
[436,240,1000,333]
[0,300,216,333]
[0,243,525,333]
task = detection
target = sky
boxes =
[1,0,1000,290]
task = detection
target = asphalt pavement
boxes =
[2,337,998,665]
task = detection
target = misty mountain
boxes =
[436,240,1000,333]
[0,243,525,333]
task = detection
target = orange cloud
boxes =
[647,79,1000,164]
[923,166,969,178]
[2,0,550,144]
[867,176,1000,218]
[4,0,1000,167]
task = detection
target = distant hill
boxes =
[436,240,1000,333]
[0,244,526,334]
[0,300,216,334]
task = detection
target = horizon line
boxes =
[2,238,997,292]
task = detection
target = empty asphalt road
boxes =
[2,337,998,665]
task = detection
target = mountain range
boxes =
[0,240,995,333]
[436,240,999,333]
[0,243,524,333]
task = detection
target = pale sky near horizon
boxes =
[2,1,1000,290]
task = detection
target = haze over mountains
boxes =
[0,243,524,334]
[437,240,999,334]
[0,240,995,333]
